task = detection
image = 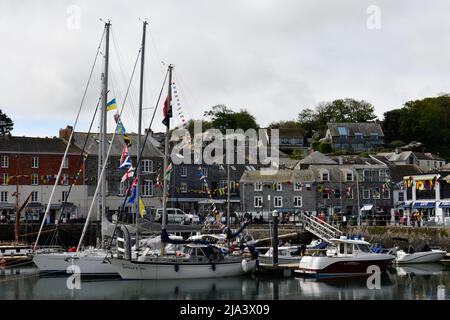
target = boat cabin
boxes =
[181,244,225,261]
[326,237,373,257]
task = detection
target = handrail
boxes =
[300,212,343,241]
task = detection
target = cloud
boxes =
[1,0,450,136]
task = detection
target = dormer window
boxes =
[337,127,347,137]
[370,133,379,140]
[355,132,363,139]
[322,171,329,181]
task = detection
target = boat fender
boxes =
[241,259,248,272]
[211,263,216,271]
[174,264,179,272]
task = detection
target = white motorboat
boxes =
[394,243,447,264]
[295,236,394,279]
[258,246,303,265]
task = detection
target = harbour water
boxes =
[0,264,449,300]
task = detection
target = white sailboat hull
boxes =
[33,250,117,276]
[110,258,257,280]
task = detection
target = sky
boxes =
[2,0,450,137]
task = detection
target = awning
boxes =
[0,203,15,209]
[361,204,373,211]
[439,202,450,208]
[412,202,435,209]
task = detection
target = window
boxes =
[254,182,262,191]
[337,127,347,137]
[346,172,353,181]
[382,189,390,199]
[180,166,187,177]
[254,196,263,208]
[363,187,370,199]
[398,192,405,202]
[294,182,302,191]
[274,196,283,208]
[370,133,379,140]
[293,196,302,207]
[0,191,7,202]
[201,168,208,177]
[355,132,363,140]
[62,157,69,169]
[31,156,39,169]
[0,155,8,168]
[31,174,39,186]
[322,171,329,181]
[142,180,153,197]
[275,182,282,191]
[1,173,8,185]
[142,160,153,173]
[373,188,381,199]
[31,191,38,203]
[180,182,188,193]
[62,191,69,202]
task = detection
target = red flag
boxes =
[162,95,172,127]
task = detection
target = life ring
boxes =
[241,259,249,272]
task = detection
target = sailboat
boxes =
[109,65,258,280]
[32,21,121,277]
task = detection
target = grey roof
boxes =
[327,122,384,137]
[240,169,315,183]
[388,165,424,183]
[0,136,81,154]
[71,132,164,157]
[299,151,337,165]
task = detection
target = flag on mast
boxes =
[138,197,145,218]
[106,98,117,111]
[162,95,172,127]
[121,167,135,182]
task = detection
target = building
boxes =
[402,170,450,226]
[323,122,384,153]
[0,135,86,223]
[239,169,316,220]
[59,126,164,218]
[377,150,446,171]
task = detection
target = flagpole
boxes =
[161,64,173,256]
[135,20,147,250]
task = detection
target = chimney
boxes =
[59,125,73,142]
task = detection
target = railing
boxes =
[300,213,343,241]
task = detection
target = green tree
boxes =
[382,109,405,144]
[203,105,258,132]
[0,109,13,136]
[268,120,300,129]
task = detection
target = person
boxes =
[411,211,416,227]
[417,211,422,228]
[394,210,400,226]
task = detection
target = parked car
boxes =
[153,208,200,224]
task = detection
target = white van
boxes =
[153,208,200,224]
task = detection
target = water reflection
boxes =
[0,265,448,300]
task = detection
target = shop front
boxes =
[412,201,436,225]
[438,201,450,226]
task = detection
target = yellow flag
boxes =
[106,98,117,111]
[138,197,145,218]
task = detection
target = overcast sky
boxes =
[2,0,450,137]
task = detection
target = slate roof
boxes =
[388,164,424,183]
[240,169,315,183]
[299,151,337,165]
[71,132,164,157]
[0,136,81,154]
[327,122,384,137]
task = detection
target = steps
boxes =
[300,213,342,242]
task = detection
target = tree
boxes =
[0,109,13,136]
[268,120,300,129]
[382,109,404,144]
[203,105,258,132]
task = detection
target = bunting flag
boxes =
[115,119,126,135]
[123,134,132,147]
[121,166,135,183]
[162,93,172,127]
[127,187,137,204]
[155,174,162,189]
[120,145,129,164]
[119,155,132,169]
[139,197,145,218]
[164,163,173,181]
[106,98,117,111]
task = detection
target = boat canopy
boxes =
[329,238,370,245]
[361,204,373,211]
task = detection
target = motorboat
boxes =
[295,236,394,279]
[393,242,447,264]
[258,246,304,265]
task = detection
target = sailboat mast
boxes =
[161,65,173,256]
[98,21,110,248]
[135,20,147,246]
